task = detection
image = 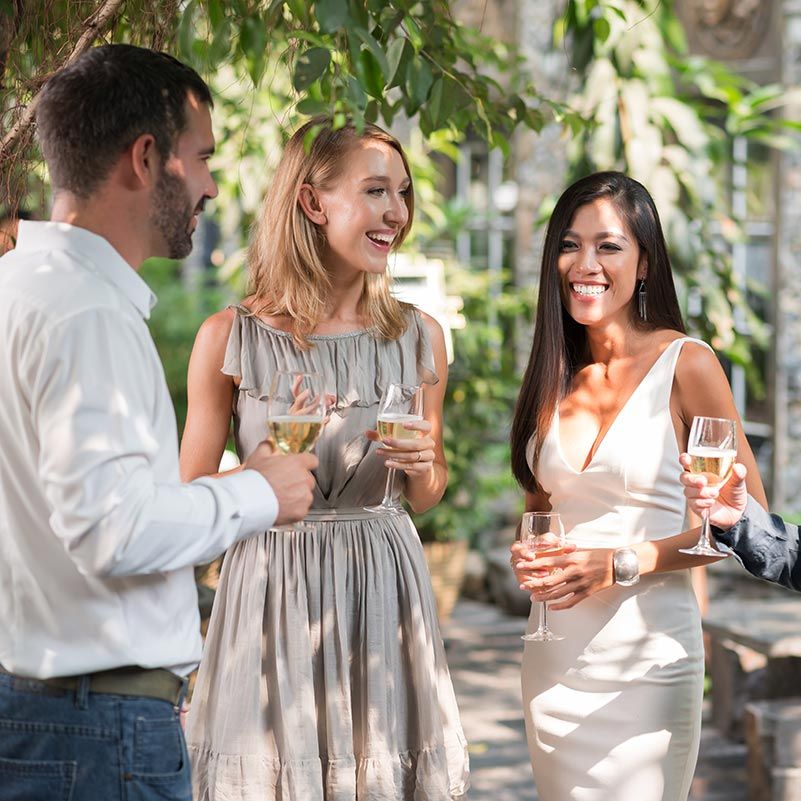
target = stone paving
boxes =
[442,599,748,801]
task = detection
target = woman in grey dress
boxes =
[180,116,468,801]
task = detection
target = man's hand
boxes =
[243,443,317,525]
[679,453,748,530]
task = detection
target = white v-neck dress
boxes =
[522,337,707,801]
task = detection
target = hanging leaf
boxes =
[427,78,444,129]
[405,55,434,113]
[356,49,385,98]
[293,47,331,92]
[352,26,389,82]
[346,74,368,111]
[315,0,348,33]
[240,17,267,84]
[386,37,408,87]
[404,14,424,52]
[297,96,328,115]
[593,17,610,44]
[204,0,226,30]
[208,19,232,66]
[177,0,199,61]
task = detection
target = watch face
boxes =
[613,549,640,586]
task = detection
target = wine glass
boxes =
[678,415,737,557]
[266,370,326,531]
[519,512,566,642]
[365,383,423,515]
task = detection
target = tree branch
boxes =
[0,0,126,163]
[0,0,23,90]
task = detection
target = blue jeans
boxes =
[0,671,191,801]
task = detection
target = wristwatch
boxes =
[613,547,640,586]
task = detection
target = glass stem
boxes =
[383,467,398,505]
[700,508,711,547]
[539,601,548,634]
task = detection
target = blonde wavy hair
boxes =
[248,115,415,348]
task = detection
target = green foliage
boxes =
[412,269,532,543]
[139,258,227,433]
[175,0,559,149]
[1,1,572,211]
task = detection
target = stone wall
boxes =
[775,0,801,512]
[512,0,570,291]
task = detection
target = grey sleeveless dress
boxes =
[186,306,469,801]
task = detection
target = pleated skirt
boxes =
[186,509,469,801]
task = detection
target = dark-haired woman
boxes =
[509,171,767,801]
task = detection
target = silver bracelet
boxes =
[613,547,640,586]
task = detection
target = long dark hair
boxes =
[510,171,686,492]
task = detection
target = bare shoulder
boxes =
[672,336,736,423]
[648,328,686,353]
[188,308,238,388]
[415,308,445,344]
[195,307,237,351]
[674,338,722,383]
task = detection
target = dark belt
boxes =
[0,665,187,706]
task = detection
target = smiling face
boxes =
[150,93,218,260]
[557,197,646,329]
[309,139,411,276]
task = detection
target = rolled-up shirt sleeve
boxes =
[25,307,277,578]
[713,496,801,591]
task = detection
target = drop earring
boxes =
[637,279,647,321]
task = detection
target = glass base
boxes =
[364,501,404,515]
[522,630,564,642]
[678,544,728,558]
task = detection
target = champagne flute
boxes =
[679,415,737,557]
[519,512,566,642]
[267,370,326,531]
[365,383,423,515]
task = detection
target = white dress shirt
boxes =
[0,221,278,678]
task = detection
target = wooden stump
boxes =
[744,698,801,801]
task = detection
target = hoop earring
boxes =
[637,279,647,321]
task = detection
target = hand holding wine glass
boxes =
[679,454,748,530]
[365,383,425,514]
[267,370,326,532]
[678,416,737,557]
[517,512,566,642]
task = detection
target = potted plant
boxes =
[413,267,532,620]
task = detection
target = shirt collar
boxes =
[15,221,158,319]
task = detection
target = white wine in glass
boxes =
[519,512,566,642]
[377,413,423,442]
[269,416,324,455]
[679,415,737,557]
[267,370,326,531]
[365,383,423,515]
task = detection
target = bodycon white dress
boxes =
[522,337,707,801]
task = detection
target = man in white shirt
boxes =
[0,45,317,801]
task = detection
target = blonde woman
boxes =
[182,117,468,801]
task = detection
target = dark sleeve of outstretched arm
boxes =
[713,496,801,591]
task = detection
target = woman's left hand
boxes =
[514,547,615,610]
[365,418,436,476]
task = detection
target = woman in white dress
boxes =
[509,171,767,801]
